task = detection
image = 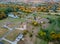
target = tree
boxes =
[38,16,60,42]
[5,7,14,14]
[0,12,8,20]
[51,4,58,12]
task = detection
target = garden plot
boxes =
[5,29,21,41]
[0,27,9,38]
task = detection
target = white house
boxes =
[8,13,19,18]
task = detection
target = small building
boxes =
[8,13,19,18]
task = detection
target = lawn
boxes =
[35,38,48,44]
[0,17,26,23]
[37,12,59,19]
[0,17,26,28]
[0,40,11,44]
[34,37,41,44]
[0,17,25,23]
[5,29,21,41]
[0,27,9,38]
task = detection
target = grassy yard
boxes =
[0,27,9,38]
[0,40,10,44]
[35,37,48,44]
[5,29,21,41]
[34,37,41,44]
[0,17,26,28]
[0,17,21,23]
[0,17,26,24]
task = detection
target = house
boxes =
[8,13,19,18]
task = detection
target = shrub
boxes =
[0,12,8,20]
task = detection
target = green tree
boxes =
[5,7,14,14]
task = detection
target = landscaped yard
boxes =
[0,27,9,38]
[5,29,21,41]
